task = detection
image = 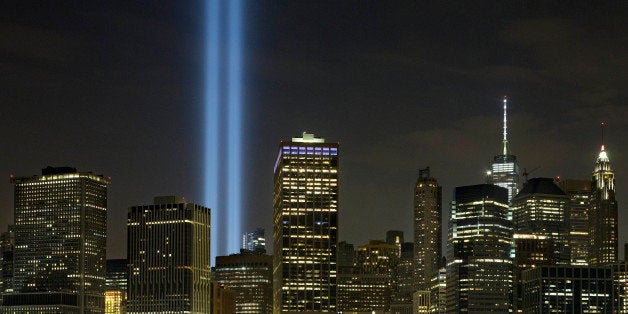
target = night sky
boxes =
[1,1,627,259]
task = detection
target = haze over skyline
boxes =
[1,1,626,259]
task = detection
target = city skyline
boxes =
[1,2,627,260]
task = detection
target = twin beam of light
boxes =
[205,0,243,263]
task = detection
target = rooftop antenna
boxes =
[502,95,508,156]
[600,121,606,151]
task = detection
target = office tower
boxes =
[0,226,14,294]
[210,283,236,314]
[0,167,109,313]
[273,132,339,312]
[356,240,398,311]
[213,251,273,314]
[511,178,570,311]
[337,240,397,312]
[611,262,628,313]
[390,242,414,314]
[512,178,570,264]
[414,260,445,314]
[105,259,127,314]
[337,241,355,271]
[337,242,355,313]
[490,96,519,204]
[242,228,266,254]
[521,265,614,313]
[558,179,591,265]
[446,184,513,313]
[589,138,618,265]
[414,167,442,293]
[127,196,211,313]
[513,234,555,270]
[433,265,446,314]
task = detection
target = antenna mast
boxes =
[502,95,508,156]
[600,121,606,150]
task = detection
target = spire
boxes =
[598,121,609,162]
[502,95,508,156]
[600,121,606,151]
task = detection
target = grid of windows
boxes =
[446,184,513,313]
[521,265,614,313]
[127,197,211,314]
[2,167,109,314]
[590,147,618,265]
[213,253,272,314]
[273,133,339,312]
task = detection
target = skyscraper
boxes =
[242,228,266,254]
[273,132,339,312]
[338,240,398,313]
[213,251,273,314]
[490,96,519,204]
[558,179,591,265]
[446,184,513,313]
[413,167,442,293]
[512,178,571,264]
[2,167,109,313]
[390,242,413,314]
[589,134,618,265]
[127,196,211,313]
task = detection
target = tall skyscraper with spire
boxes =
[490,96,519,204]
[589,122,618,265]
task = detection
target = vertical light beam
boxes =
[226,0,243,254]
[205,0,221,263]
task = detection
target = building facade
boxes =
[446,184,513,313]
[273,132,339,312]
[213,251,273,314]
[105,259,127,314]
[521,265,614,313]
[127,196,211,313]
[390,242,414,314]
[589,143,618,265]
[0,226,14,295]
[557,179,591,265]
[1,167,109,313]
[512,178,571,264]
[413,167,442,294]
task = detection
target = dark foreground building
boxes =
[213,251,273,314]
[521,265,614,313]
[446,184,513,313]
[1,167,110,313]
[127,196,211,313]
